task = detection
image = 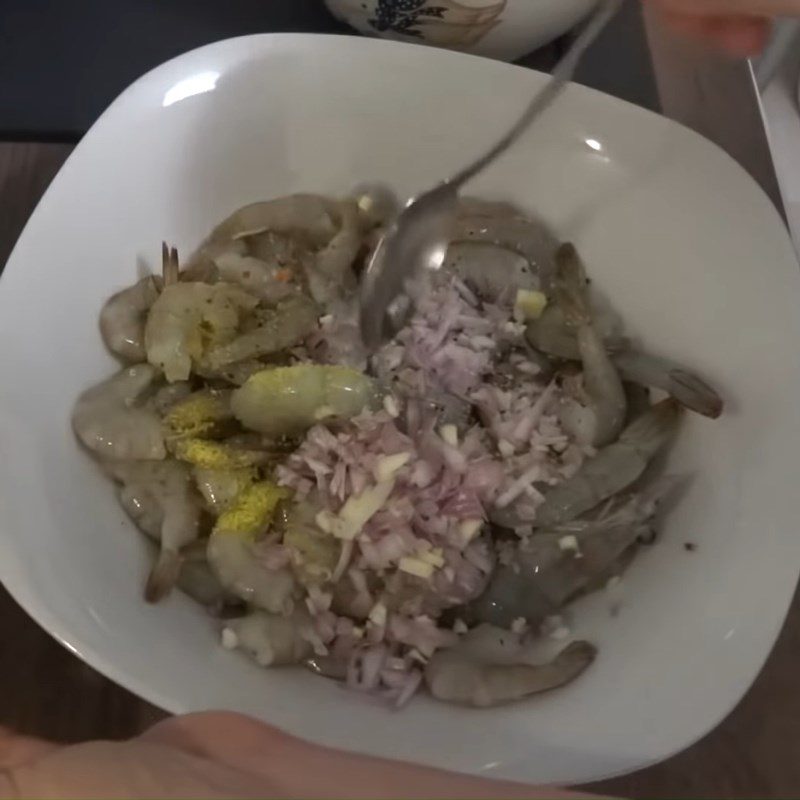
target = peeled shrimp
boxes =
[99,276,162,362]
[231,364,379,436]
[473,481,674,628]
[222,610,314,667]
[556,244,626,447]
[424,625,596,707]
[144,281,258,382]
[109,460,202,602]
[72,364,166,461]
[207,533,296,613]
[203,294,319,371]
[535,399,681,527]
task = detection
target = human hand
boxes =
[647,0,800,54]
[0,711,601,799]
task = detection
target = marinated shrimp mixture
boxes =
[73,192,723,709]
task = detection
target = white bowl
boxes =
[324,0,597,62]
[1,34,799,786]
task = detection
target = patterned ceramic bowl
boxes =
[324,0,597,61]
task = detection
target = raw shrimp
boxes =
[424,624,596,707]
[525,291,723,419]
[145,281,258,382]
[556,243,626,447]
[206,194,338,247]
[221,610,314,666]
[526,305,626,361]
[535,399,681,527]
[149,381,194,416]
[213,251,300,303]
[203,294,319,370]
[207,534,296,613]
[163,389,234,440]
[109,460,202,602]
[231,364,379,436]
[192,467,257,514]
[206,481,297,613]
[310,199,364,303]
[72,364,166,461]
[473,482,674,628]
[182,238,247,284]
[198,194,364,303]
[99,275,162,362]
[176,559,233,609]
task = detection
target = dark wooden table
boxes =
[3,141,800,798]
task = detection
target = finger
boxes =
[0,727,60,769]
[659,10,771,53]
[139,712,286,763]
[650,0,800,16]
[709,15,771,53]
[141,713,598,799]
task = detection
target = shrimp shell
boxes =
[556,243,626,447]
[535,399,681,527]
[473,482,674,628]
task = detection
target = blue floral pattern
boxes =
[368,1,449,38]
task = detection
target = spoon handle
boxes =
[450,0,624,189]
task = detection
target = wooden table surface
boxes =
[2,141,799,798]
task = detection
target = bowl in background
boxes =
[324,0,597,61]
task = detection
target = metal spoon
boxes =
[359,0,623,350]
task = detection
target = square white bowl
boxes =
[1,34,800,785]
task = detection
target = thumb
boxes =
[0,727,60,770]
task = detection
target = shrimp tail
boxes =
[525,640,598,692]
[614,351,724,419]
[145,549,182,603]
[668,369,723,419]
[162,242,180,286]
[555,243,591,327]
